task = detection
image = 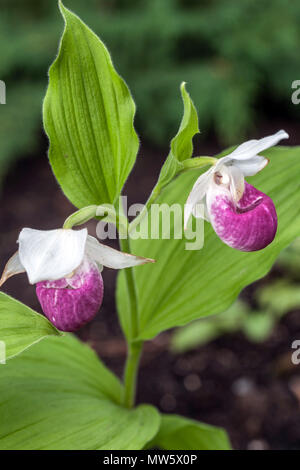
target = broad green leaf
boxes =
[0,335,160,450]
[0,292,62,360]
[43,2,139,209]
[149,414,231,450]
[117,146,300,340]
[156,82,199,190]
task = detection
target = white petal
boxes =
[18,228,87,284]
[224,130,289,161]
[184,167,214,229]
[0,251,25,287]
[192,197,210,222]
[233,156,269,177]
[85,236,155,269]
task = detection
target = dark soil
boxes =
[1,127,300,450]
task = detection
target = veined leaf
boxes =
[43,2,139,209]
[0,292,62,360]
[149,414,231,450]
[0,335,160,450]
[117,146,300,340]
[156,82,199,190]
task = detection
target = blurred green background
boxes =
[1,0,300,186]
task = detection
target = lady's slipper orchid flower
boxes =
[184,130,289,252]
[0,228,154,332]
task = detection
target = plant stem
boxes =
[180,156,216,171]
[119,235,139,339]
[123,341,143,408]
[119,232,143,408]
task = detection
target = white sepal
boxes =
[86,236,155,269]
[0,251,25,287]
[18,228,87,284]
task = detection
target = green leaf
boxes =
[149,414,231,450]
[0,292,62,360]
[117,146,300,340]
[0,335,160,450]
[43,2,139,209]
[156,82,199,190]
[171,83,199,162]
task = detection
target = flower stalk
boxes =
[63,205,99,229]
[118,214,143,408]
[180,156,217,172]
[63,204,129,237]
[122,341,143,408]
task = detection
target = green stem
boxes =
[119,236,139,339]
[63,204,128,235]
[180,156,216,171]
[63,205,98,229]
[119,232,142,408]
[122,341,143,408]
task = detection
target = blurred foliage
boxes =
[171,279,300,353]
[276,238,300,280]
[1,0,300,184]
[171,238,300,353]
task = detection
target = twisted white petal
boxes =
[18,228,87,284]
[0,251,25,287]
[86,235,155,269]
